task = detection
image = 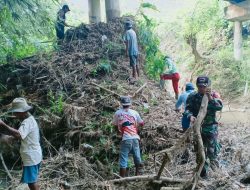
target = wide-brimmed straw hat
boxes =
[8,98,32,113]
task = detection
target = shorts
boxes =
[120,139,141,168]
[129,55,138,67]
[21,163,41,184]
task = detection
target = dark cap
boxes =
[196,76,211,87]
[124,20,133,28]
[120,96,131,106]
[62,5,70,11]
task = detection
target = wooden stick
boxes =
[155,161,173,178]
[91,82,121,98]
[0,152,13,180]
[107,175,187,184]
[161,188,183,190]
[156,153,171,180]
[94,94,113,104]
[155,95,208,187]
[132,82,147,97]
[154,127,192,156]
[191,95,208,190]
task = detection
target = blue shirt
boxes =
[124,29,139,56]
[175,90,194,110]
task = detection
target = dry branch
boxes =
[155,95,208,188]
[0,152,13,180]
[160,187,183,190]
[132,82,147,98]
[107,175,188,184]
[190,95,208,190]
[91,82,121,98]
[155,127,193,156]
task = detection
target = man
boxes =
[184,76,223,177]
[55,5,71,44]
[113,96,144,177]
[175,82,195,131]
[176,82,195,111]
[0,98,42,190]
[123,20,140,81]
[160,56,180,99]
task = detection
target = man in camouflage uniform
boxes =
[184,76,223,177]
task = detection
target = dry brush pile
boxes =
[0,17,249,190]
[0,17,187,189]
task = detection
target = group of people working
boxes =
[0,6,224,190]
[0,76,223,190]
[113,76,223,179]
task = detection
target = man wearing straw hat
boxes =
[0,98,42,190]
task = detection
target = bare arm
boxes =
[0,120,21,140]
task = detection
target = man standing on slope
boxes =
[184,76,223,178]
[55,5,71,44]
[113,96,144,177]
[124,20,140,81]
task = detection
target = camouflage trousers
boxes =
[201,124,221,173]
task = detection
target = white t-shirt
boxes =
[18,115,42,166]
[113,108,143,141]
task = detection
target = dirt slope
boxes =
[0,18,249,190]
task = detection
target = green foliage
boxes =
[98,62,112,74]
[48,90,64,115]
[103,41,124,54]
[0,83,7,93]
[140,2,159,11]
[0,0,57,63]
[91,60,112,76]
[183,0,225,37]
[211,47,248,97]
[142,153,149,161]
[101,122,114,134]
[136,2,165,79]
[170,0,248,97]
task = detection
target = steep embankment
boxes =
[0,17,249,190]
[0,18,182,189]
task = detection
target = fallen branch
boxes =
[156,153,171,180]
[0,152,13,180]
[155,127,193,156]
[94,94,113,104]
[190,95,208,190]
[107,175,188,184]
[155,95,208,188]
[161,188,183,190]
[31,103,61,121]
[91,82,121,98]
[155,161,173,178]
[132,82,147,98]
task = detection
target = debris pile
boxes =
[0,17,249,190]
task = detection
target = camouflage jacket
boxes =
[184,92,223,127]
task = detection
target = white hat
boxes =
[8,98,32,113]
